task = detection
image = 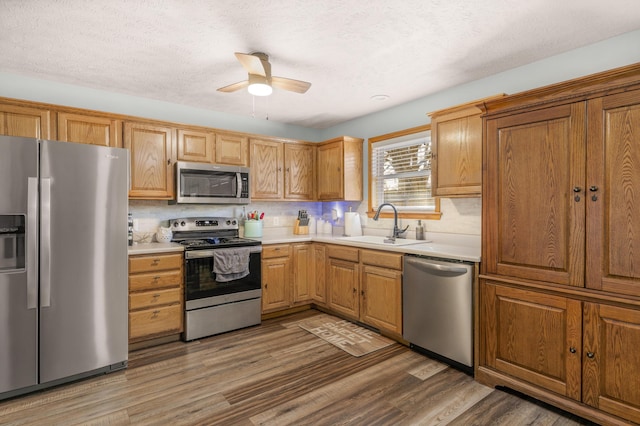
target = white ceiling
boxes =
[2,1,640,129]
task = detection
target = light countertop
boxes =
[127,242,184,255]
[255,232,481,263]
[126,233,480,262]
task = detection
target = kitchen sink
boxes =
[337,235,430,246]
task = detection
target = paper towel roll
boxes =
[344,212,357,236]
[345,213,363,236]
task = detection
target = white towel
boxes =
[213,247,251,282]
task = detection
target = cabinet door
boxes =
[582,303,640,423]
[317,141,343,200]
[284,143,314,200]
[261,257,290,312]
[360,265,402,334]
[481,282,582,400]
[0,104,51,139]
[292,243,311,303]
[250,139,283,199]
[177,129,214,163]
[586,90,640,297]
[327,258,359,319]
[311,244,327,305]
[57,112,121,147]
[483,103,586,287]
[124,122,175,199]
[216,132,248,166]
[432,109,482,197]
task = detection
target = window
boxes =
[368,125,440,219]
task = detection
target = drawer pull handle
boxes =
[153,276,160,281]
[151,310,160,318]
[151,259,160,265]
[152,293,160,299]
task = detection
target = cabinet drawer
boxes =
[129,304,182,340]
[129,287,182,310]
[129,269,182,291]
[129,253,182,273]
[361,249,402,270]
[262,244,291,259]
[327,245,359,262]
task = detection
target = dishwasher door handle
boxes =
[405,257,469,276]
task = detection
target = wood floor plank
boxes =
[0,310,597,426]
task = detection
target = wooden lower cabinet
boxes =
[582,303,640,423]
[326,245,402,335]
[311,243,327,305]
[292,243,312,304]
[261,244,292,313]
[480,281,640,424]
[128,252,183,344]
[327,257,360,319]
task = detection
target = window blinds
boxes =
[370,132,434,210]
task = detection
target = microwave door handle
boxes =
[236,172,242,198]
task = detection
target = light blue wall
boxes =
[321,29,640,141]
[1,29,638,143]
[0,72,321,141]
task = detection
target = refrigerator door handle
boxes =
[27,177,39,310]
[41,177,52,308]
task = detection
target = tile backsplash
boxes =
[129,197,480,242]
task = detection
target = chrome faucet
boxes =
[373,203,408,242]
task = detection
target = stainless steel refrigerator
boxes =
[0,135,129,399]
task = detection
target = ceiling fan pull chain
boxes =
[251,95,255,118]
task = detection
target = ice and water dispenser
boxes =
[0,215,25,271]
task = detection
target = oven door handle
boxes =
[185,246,262,259]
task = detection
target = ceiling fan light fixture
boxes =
[248,74,272,96]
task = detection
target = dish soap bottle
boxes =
[416,220,425,240]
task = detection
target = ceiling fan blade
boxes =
[271,76,312,94]
[217,80,249,93]
[234,52,268,77]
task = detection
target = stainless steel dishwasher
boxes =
[403,255,474,371]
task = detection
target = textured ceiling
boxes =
[1,0,640,129]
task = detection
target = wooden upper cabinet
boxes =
[317,136,363,201]
[481,282,582,400]
[215,132,248,166]
[250,138,283,199]
[177,128,214,163]
[483,103,586,287]
[429,95,504,197]
[124,121,176,199]
[284,143,314,200]
[586,90,640,297]
[57,112,121,147]
[0,103,52,139]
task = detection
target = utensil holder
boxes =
[244,220,263,238]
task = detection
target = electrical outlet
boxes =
[272,216,280,226]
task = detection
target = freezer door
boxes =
[0,136,38,394]
[39,140,129,384]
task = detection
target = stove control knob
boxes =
[173,221,179,227]
[231,219,237,225]
[226,220,231,225]
[180,221,186,227]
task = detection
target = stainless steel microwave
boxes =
[174,161,250,204]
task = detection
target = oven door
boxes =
[184,246,261,310]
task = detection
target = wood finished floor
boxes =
[0,310,597,426]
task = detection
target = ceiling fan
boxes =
[217,52,311,96]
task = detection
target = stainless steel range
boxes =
[171,217,262,341]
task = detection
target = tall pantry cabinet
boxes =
[478,64,640,425]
